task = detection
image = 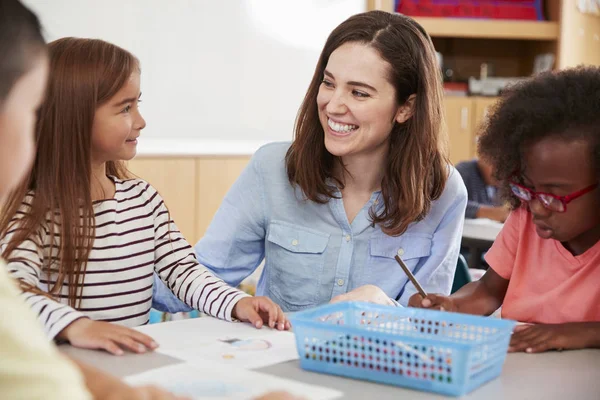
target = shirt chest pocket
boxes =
[365,233,433,286]
[266,220,330,310]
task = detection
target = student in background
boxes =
[410,67,600,353]
[0,36,289,357]
[456,157,508,223]
[192,10,467,310]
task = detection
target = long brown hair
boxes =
[0,38,137,307]
[286,10,448,236]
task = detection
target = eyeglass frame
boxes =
[508,180,599,213]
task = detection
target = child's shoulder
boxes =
[110,176,162,203]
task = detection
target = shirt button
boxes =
[397,248,405,256]
[292,239,299,246]
[345,234,351,242]
[374,199,379,205]
[337,279,344,286]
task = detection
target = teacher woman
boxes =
[190,10,467,311]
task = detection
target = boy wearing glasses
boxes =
[409,67,600,353]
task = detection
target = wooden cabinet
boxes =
[127,158,198,242]
[195,157,250,239]
[367,0,599,162]
[444,96,500,163]
[473,97,498,132]
[126,156,250,244]
[444,97,473,164]
[472,96,499,152]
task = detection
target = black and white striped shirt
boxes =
[1,177,248,339]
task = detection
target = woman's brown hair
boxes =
[286,10,448,236]
[0,38,137,307]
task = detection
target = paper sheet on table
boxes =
[125,363,343,400]
[136,317,299,369]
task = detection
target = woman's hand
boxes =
[232,297,291,330]
[330,284,395,306]
[57,318,158,355]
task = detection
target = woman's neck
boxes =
[90,161,115,201]
[335,147,387,195]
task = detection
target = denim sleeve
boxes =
[151,272,193,313]
[398,170,468,305]
[194,150,267,287]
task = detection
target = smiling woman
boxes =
[189,10,467,312]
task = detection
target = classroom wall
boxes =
[24,0,365,143]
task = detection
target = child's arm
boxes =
[2,212,157,354]
[150,188,288,330]
[475,206,509,223]
[410,208,521,313]
[509,322,600,353]
[1,216,86,339]
[408,267,509,315]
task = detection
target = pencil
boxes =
[394,255,428,298]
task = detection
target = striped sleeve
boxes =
[149,187,249,321]
[0,202,87,339]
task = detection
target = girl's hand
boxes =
[408,293,457,312]
[509,323,593,353]
[232,297,290,330]
[330,284,395,306]
[58,318,158,355]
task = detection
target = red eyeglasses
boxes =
[509,181,599,213]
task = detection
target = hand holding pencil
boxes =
[394,254,457,312]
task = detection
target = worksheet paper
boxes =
[136,317,299,369]
[125,363,343,400]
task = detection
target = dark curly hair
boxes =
[478,66,600,209]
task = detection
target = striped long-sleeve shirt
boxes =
[1,177,249,339]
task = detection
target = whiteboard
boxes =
[24,0,365,142]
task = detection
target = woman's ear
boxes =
[395,94,416,124]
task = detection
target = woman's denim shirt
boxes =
[192,142,467,312]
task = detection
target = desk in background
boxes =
[461,218,504,269]
[60,317,600,400]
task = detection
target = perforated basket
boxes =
[290,302,515,397]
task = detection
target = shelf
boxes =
[413,17,559,40]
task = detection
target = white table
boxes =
[462,219,504,242]
[59,317,600,400]
[461,219,504,269]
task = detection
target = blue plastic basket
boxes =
[290,302,515,397]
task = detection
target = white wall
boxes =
[24,0,365,142]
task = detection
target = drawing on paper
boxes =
[219,337,272,351]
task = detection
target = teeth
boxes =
[328,119,358,133]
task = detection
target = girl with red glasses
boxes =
[409,66,600,353]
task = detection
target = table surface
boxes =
[60,318,600,400]
[462,218,504,242]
